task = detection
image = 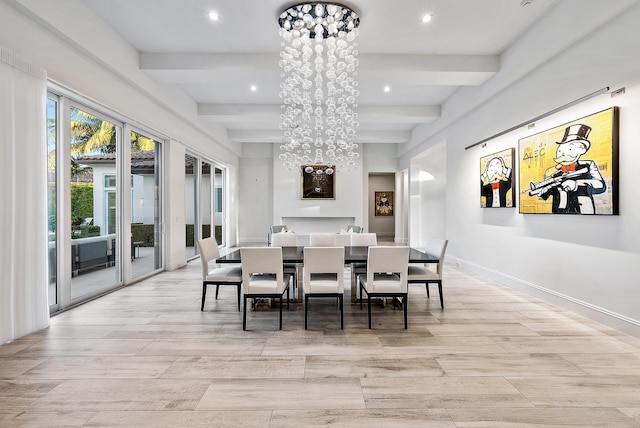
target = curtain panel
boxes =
[0,46,49,343]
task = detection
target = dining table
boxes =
[216,246,440,303]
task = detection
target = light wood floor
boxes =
[2,261,640,427]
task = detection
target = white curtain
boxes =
[0,46,49,343]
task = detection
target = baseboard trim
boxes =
[447,255,640,338]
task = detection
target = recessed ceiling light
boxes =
[384,86,391,93]
[250,85,257,92]
[208,11,219,21]
[421,14,432,24]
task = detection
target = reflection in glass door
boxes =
[130,130,162,278]
[69,106,120,300]
[46,97,58,307]
[185,153,197,258]
[201,161,213,240]
[214,167,224,245]
[184,154,226,258]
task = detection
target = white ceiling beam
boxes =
[199,104,440,123]
[229,130,411,144]
[141,52,498,74]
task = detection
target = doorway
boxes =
[368,173,395,242]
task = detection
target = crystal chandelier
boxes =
[278,2,360,170]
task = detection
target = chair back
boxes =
[270,225,288,234]
[350,232,377,247]
[197,237,221,279]
[366,246,410,292]
[240,247,286,293]
[309,232,337,246]
[425,237,448,276]
[303,246,345,293]
[271,232,298,247]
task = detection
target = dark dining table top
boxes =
[216,246,439,264]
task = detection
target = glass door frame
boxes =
[186,152,227,258]
[62,98,124,307]
[124,123,165,281]
[48,84,168,314]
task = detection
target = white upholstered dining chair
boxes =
[408,237,448,309]
[349,233,378,299]
[270,232,298,297]
[240,247,290,330]
[303,246,345,329]
[358,246,410,329]
[309,232,338,246]
[197,237,243,311]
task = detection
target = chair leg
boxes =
[339,295,344,329]
[215,284,220,299]
[242,296,247,330]
[237,285,241,312]
[279,296,283,330]
[426,283,430,298]
[201,283,207,311]
[438,283,444,309]
[403,293,408,329]
[304,295,308,330]
[367,294,372,329]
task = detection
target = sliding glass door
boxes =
[130,129,162,279]
[69,104,121,300]
[47,89,166,313]
[46,97,58,308]
[185,153,227,258]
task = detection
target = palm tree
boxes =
[66,107,156,154]
[70,107,116,155]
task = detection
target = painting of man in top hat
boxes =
[519,107,618,215]
[480,148,515,208]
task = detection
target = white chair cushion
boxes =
[408,265,439,280]
[305,273,343,293]
[246,273,290,294]
[205,265,242,282]
[360,273,403,293]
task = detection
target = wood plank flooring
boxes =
[2,261,640,427]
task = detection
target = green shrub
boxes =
[71,184,93,226]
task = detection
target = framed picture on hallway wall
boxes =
[480,147,515,208]
[518,107,619,215]
[374,191,393,216]
[301,165,335,199]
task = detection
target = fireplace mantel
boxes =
[280,216,356,234]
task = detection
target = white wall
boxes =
[238,144,273,243]
[409,142,447,249]
[238,143,399,242]
[401,1,640,335]
[272,145,364,235]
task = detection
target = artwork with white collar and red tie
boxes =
[480,148,515,208]
[518,107,619,215]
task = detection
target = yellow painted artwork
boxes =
[375,191,393,216]
[480,148,515,208]
[518,107,618,215]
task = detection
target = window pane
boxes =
[131,130,161,278]
[185,153,197,258]
[201,161,212,240]
[70,106,119,299]
[47,98,57,306]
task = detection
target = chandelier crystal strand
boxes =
[278,2,360,170]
